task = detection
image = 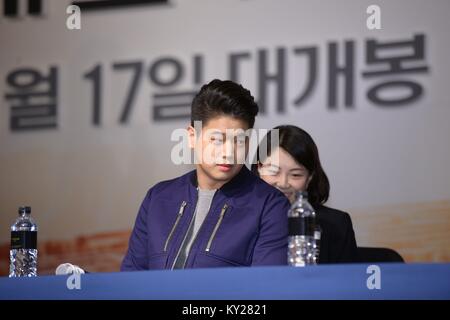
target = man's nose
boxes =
[221,139,234,161]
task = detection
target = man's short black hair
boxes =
[191,79,259,128]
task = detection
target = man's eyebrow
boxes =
[224,131,247,138]
[209,130,248,139]
[209,130,224,135]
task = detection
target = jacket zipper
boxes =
[171,195,199,270]
[205,204,229,252]
[163,201,187,252]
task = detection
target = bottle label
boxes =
[288,216,315,236]
[10,231,37,249]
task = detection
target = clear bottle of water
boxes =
[288,191,317,267]
[9,206,38,277]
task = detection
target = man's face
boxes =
[188,115,250,188]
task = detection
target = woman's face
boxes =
[258,147,312,203]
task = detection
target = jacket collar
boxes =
[188,165,254,196]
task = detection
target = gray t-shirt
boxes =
[173,188,216,268]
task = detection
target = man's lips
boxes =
[217,164,233,171]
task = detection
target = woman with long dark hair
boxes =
[253,125,358,263]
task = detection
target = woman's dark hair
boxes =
[252,125,330,207]
[191,79,259,128]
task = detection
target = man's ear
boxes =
[187,125,196,149]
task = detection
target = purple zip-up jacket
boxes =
[121,166,289,270]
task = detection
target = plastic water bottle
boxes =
[288,191,317,266]
[9,206,38,277]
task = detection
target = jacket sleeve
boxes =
[120,188,152,271]
[251,192,290,266]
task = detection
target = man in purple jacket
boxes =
[121,79,289,270]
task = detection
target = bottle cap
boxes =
[18,206,31,214]
[296,191,308,198]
